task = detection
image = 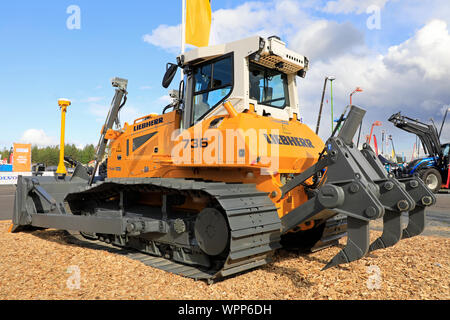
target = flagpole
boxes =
[181,0,186,80]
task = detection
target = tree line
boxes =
[0,149,11,162]
[0,144,96,167]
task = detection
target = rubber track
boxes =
[68,177,282,281]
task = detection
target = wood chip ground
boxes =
[0,221,448,300]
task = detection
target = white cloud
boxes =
[158,95,172,105]
[143,24,182,53]
[210,0,315,45]
[210,2,272,44]
[299,19,450,149]
[139,85,152,90]
[290,20,365,61]
[144,1,313,52]
[143,1,364,61]
[20,129,58,147]
[323,0,390,14]
[384,19,450,80]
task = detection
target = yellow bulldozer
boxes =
[12,36,436,281]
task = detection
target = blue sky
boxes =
[0,1,183,148]
[1,0,449,159]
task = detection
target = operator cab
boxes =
[442,143,450,166]
[170,36,308,129]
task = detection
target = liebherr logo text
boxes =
[263,133,315,148]
[178,304,271,317]
[134,117,163,131]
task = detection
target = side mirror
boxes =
[162,63,178,88]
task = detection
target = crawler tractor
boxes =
[12,36,436,281]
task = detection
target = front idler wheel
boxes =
[194,208,230,256]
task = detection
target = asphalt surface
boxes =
[0,185,448,235]
[427,192,450,224]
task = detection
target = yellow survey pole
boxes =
[56,99,71,176]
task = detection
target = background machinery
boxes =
[389,112,450,193]
[11,36,436,281]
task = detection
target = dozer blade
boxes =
[322,217,369,270]
[11,166,91,233]
[369,210,402,252]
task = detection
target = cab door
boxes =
[182,54,234,129]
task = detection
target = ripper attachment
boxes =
[279,106,436,270]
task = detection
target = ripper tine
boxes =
[358,145,418,252]
[322,217,370,270]
[398,176,436,239]
[402,207,426,239]
[368,179,415,252]
[369,210,402,252]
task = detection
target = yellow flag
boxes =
[392,149,396,162]
[186,0,212,47]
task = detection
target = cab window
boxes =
[249,62,290,108]
[192,55,233,124]
[443,144,450,157]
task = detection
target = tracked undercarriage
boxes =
[15,177,346,280]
